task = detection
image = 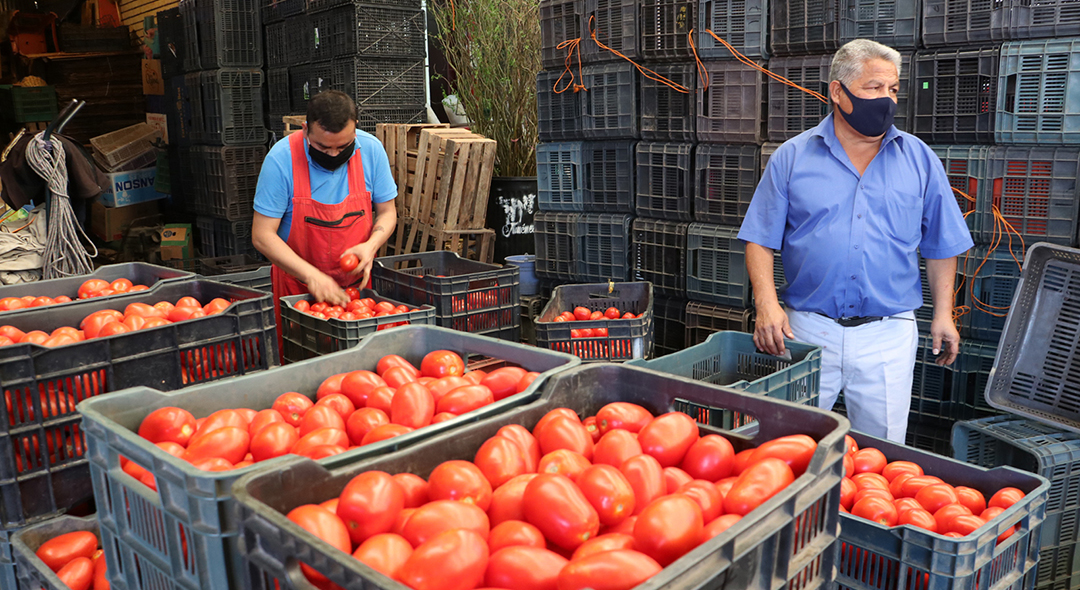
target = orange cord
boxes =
[950,186,1025,324]
[554,38,586,94]
[697,29,828,102]
[587,16,689,93]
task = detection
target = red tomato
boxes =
[314,394,356,421]
[35,531,98,572]
[391,382,435,429]
[979,507,1015,543]
[603,515,638,537]
[898,508,938,532]
[28,296,54,308]
[633,494,704,566]
[851,496,898,526]
[496,425,541,473]
[376,354,421,377]
[286,505,350,585]
[352,533,413,579]
[480,367,528,401]
[489,474,536,527]
[42,334,77,347]
[191,409,249,442]
[191,457,234,471]
[916,483,959,514]
[437,385,494,416]
[934,503,973,532]
[523,474,599,550]
[516,372,540,393]
[347,408,390,446]
[680,434,735,482]
[604,307,621,319]
[271,393,314,427]
[840,478,858,511]
[573,307,591,321]
[637,412,700,468]
[462,370,487,386]
[340,370,388,408]
[428,460,493,511]
[78,279,110,299]
[853,487,894,505]
[723,458,795,516]
[851,472,890,491]
[110,278,133,293]
[583,417,601,443]
[0,325,25,342]
[485,545,567,590]
[538,449,591,480]
[184,427,249,464]
[537,415,594,460]
[298,405,346,438]
[576,464,636,527]
[292,428,350,456]
[124,302,164,319]
[700,514,742,543]
[851,448,888,474]
[398,529,489,590]
[316,373,347,399]
[393,473,429,508]
[571,533,635,561]
[488,520,546,554]
[337,471,405,545]
[988,487,1024,510]
[593,429,643,469]
[680,480,724,523]
[166,306,201,323]
[402,499,491,547]
[620,454,664,516]
[95,323,128,338]
[955,486,987,515]
[894,497,922,517]
[889,473,915,498]
[57,557,94,590]
[621,312,635,319]
[421,350,465,378]
[748,434,817,477]
[249,423,299,462]
[431,412,456,424]
[663,467,693,494]
[120,315,147,332]
[361,424,413,445]
[203,298,230,315]
[295,300,311,314]
[556,550,662,590]
[366,386,396,416]
[881,460,924,482]
[897,475,945,499]
[93,548,108,590]
[138,407,196,446]
[428,376,472,403]
[946,514,986,536]
[382,366,418,390]
[475,436,529,489]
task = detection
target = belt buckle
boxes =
[838,316,864,328]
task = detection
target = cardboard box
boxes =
[146,112,168,144]
[160,224,192,261]
[100,167,165,207]
[142,59,164,95]
[91,199,160,242]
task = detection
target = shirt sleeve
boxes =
[919,145,975,259]
[366,140,398,205]
[253,140,292,218]
[738,143,792,251]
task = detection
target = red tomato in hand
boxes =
[637,412,700,467]
[475,436,529,489]
[488,520,546,554]
[633,495,704,566]
[595,402,652,435]
[523,473,599,550]
[556,550,662,590]
[35,531,98,572]
[337,471,405,545]
[577,464,636,527]
[851,496,898,526]
[353,533,413,579]
[620,454,664,516]
[680,434,735,482]
[286,505,350,585]
[138,407,196,446]
[340,253,359,273]
[593,429,643,469]
[723,458,795,516]
[428,460,494,511]
[398,529,489,590]
[421,350,465,378]
[402,499,491,547]
[485,545,567,590]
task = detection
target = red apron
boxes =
[271,131,373,360]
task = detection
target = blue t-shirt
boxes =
[253,130,397,242]
[737,113,974,319]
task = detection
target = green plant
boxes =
[430,0,541,177]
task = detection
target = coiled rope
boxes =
[25,133,97,279]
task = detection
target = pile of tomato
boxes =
[0,295,234,348]
[282,402,819,590]
[126,350,539,488]
[0,278,151,313]
[33,529,108,590]
[841,437,1026,540]
[291,289,416,326]
[549,306,639,339]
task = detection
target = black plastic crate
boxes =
[265,18,311,68]
[189,69,267,146]
[192,0,262,69]
[932,144,989,239]
[685,301,753,346]
[311,4,425,60]
[921,0,1010,47]
[766,55,831,142]
[0,263,192,317]
[640,0,696,60]
[166,75,195,148]
[914,46,1000,145]
[189,145,265,222]
[1009,0,1080,41]
[904,415,955,456]
[583,140,635,212]
[308,0,419,12]
[267,67,290,114]
[582,0,639,63]
[0,528,16,590]
[979,146,1080,247]
[203,264,270,292]
[541,0,584,69]
[632,217,688,297]
[537,142,583,211]
[199,254,266,275]
[963,244,1024,343]
[331,55,426,107]
[289,61,333,113]
[911,335,1002,423]
[686,222,750,307]
[997,39,1080,145]
[196,216,257,257]
[771,0,839,57]
[372,251,521,340]
[356,105,426,132]
[697,59,765,144]
[760,141,781,176]
[838,0,920,49]
[695,144,759,226]
[158,7,185,78]
[536,282,654,361]
[180,0,200,72]
[534,211,581,280]
[260,0,304,23]
[521,294,545,345]
[651,296,687,357]
[894,51,915,133]
[11,515,99,590]
[635,142,693,221]
[537,69,584,141]
[640,62,696,141]
[695,0,768,59]
[577,213,635,281]
[581,62,639,139]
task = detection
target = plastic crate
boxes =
[79,325,577,590]
[766,55,831,142]
[90,124,161,169]
[1009,0,1080,41]
[372,251,521,340]
[260,0,304,24]
[198,254,265,276]
[192,0,262,69]
[910,335,1001,423]
[996,39,1080,145]
[583,140,635,212]
[635,142,693,221]
[838,0,919,49]
[280,291,436,362]
[697,59,765,144]
[158,7,185,78]
[894,51,915,133]
[770,0,839,57]
[905,415,955,456]
[652,296,687,357]
[355,105,426,133]
[0,262,192,317]
[962,244,1025,342]
[640,0,696,60]
[760,141,781,176]
[267,17,311,68]
[0,86,57,124]
[58,24,131,53]
[686,222,750,307]
[541,0,583,69]
[166,76,194,148]
[311,4,425,60]
[979,146,1080,247]
[685,301,754,345]
[266,68,290,117]
[521,294,545,345]
[932,144,988,240]
[695,144,759,226]
[632,217,688,297]
[288,62,333,112]
[0,527,16,590]
[331,55,426,107]
[639,62,696,141]
[196,216,256,258]
[537,70,583,141]
[179,0,200,72]
[914,47,1000,145]
[537,142,584,211]
[581,62,638,139]
[201,263,271,292]
[533,211,580,280]
[838,430,1048,590]
[308,0,420,12]
[582,0,639,63]
[11,515,99,590]
[536,281,654,361]
[0,280,275,529]
[577,213,635,282]
[234,361,847,590]
[189,145,265,222]
[921,0,1010,47]
[189,69,267,146]
[696,0,768,59]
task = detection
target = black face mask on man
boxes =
[837,82,897,138]
[308,139,355,171]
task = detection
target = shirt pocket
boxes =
[882,186,923,245]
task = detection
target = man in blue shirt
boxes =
[738,39,974,442]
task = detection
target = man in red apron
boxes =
[252,91,398,354]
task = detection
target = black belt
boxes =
[815,313,884,328]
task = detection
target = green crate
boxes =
[0,86,58,124]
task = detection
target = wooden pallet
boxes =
[376,122,450,202]
[283,115,304,136]
[380,217,495,264]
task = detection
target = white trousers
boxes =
[787,310,919,443]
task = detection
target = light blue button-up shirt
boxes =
[738,113,974,319]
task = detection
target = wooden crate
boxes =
[380,217,495,264]
[283,115,304,136]
[376,122,450,202]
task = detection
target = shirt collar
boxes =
[811,112,905,151]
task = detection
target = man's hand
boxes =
[930,316,960,366]
[754,301,794,356]
[340,242,378,288]
[306,269,349,307]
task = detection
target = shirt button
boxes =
[849,305,855,309]
[857,214,863,219]
[851,275,857,280]
[854,245,859,249]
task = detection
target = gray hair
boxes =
[829,39,902,86]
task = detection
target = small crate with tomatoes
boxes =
[836,431,1049,590]
[628,331,822,429]
[535,282,654,362]
[280,290,435,363]
[0,262,192,316]
[372,252,520,341]
[10,515,108,590]
[0,279,275,530]
[233,362,849,590]
[79,326,579,590]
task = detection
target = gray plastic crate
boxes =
[356,105,426,133]
[632,217,689,298]
[640,62,696,141]
[766,55,831,142]
[685,301,754,345]
[12,515,100,590]
[760,141,781,177]
[1008,0,1080,40]
[577,213,635,282]
[188,69,267,146]
[914,47,1000,145]
[978,146,1080,247]
[189,145,266,221]
[921,0,1010,47]
[536,281,654,362]
[697,59,765,144]
[962,244,1025,343]
[838,0,919,49]
[932,144,988,240]
[583,140,635,212]
[635,142,693,221]
[537,69,584,141]
[686,222,751,307]
[534,211,581,281]
[90,124,161,169]
[581,62,639,139]
[537,141,584,211]
[582,0,639,63]
[771,0,839,56]
[695,144,759,226]
[696,0,768,59]
[652,296,687,357]
[332,55,426,107]
[540,0,583,69]
[192,0,263,69]
[996,38,1080,145]
[640,0,697,60]
[288,62,333,113]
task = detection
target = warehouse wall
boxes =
[119,0,177,39]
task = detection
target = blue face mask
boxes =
[838,82,897,137]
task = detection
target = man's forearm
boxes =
[746,242,779,308]
[364,205,397,250]
[925,257,958,320]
